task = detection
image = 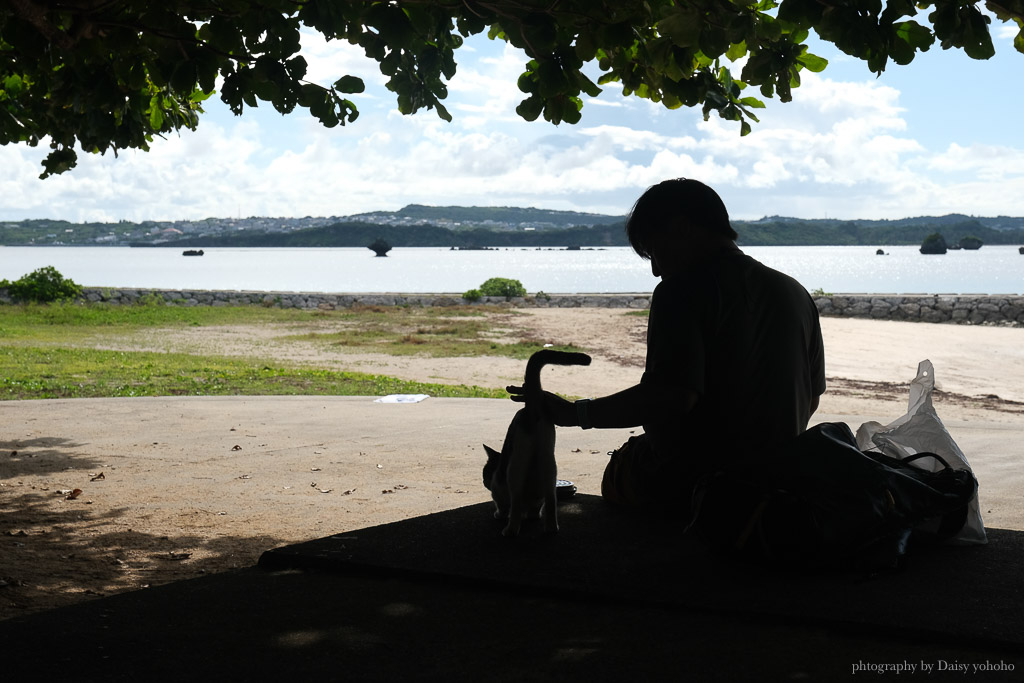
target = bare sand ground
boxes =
[2,309,1023,619]
[85,307,1024,421]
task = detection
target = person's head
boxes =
[625,179,738,277]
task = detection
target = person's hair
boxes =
[625,178,738,259]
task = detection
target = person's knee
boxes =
[601,436,652,508]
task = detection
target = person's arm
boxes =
[508,382,698,429]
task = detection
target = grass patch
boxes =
[0,346,505,400]
[0,300,311,342]
[287,304,584,359]
[0,301,582,399]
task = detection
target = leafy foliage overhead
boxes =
[2,0,1022,177]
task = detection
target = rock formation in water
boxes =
[919,232,948,255]
[368,238,392,257]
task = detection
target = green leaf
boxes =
[286,56,308,80]
[797,51,828,72]
[659,9,702,48]
[148,95,165,130]
[895,21,934,51]
[366,3,416,50]
[334,75,365,93]
[515,93,544,121]
[517,70,537,94]
[960,9,995,59]
[576,71,602,98]
[725,41,748,62]
[537,60,570,98]
[575,31,598,61]
[3,74,24,96]
[561,97,582,124]
[521,17,557,54]
[39,148,78,179]
[434,101,452,122]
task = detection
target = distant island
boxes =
[3,205,1024,248]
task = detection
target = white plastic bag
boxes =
[855,359,987,544]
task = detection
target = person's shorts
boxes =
[601,433,700,517]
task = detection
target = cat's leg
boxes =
[501,432,533,537]
[538,424,559,533]
[542,488,559,533]
[502,501,524,537]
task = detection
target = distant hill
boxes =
[733,216,1024,246]
[149,221,630,249]
[344,204,625,230]
[3,209,1024,247]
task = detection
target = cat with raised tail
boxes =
[483,349,591,536]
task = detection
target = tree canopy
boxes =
[2,0,1022,178]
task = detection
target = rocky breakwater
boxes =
[3,287,1022,326]
[814,294,1024,326]
[13,288,653,310]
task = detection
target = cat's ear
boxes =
[482,444,500,489]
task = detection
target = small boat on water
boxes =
[182,249,204,256]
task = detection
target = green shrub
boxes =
[477,277,526,299]
[1,266,84,303]
[462,288,482,302]
[138,292,168,307]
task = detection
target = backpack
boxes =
[688,422,978,572]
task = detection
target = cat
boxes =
[482,349,591,536]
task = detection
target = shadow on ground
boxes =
[0,486,288,618]
[1,495,1021,682]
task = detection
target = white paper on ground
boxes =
[855,359,987,544]
[374,394,430,403]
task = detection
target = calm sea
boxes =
[1,246,1022,295]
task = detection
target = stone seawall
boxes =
[2,287,1023,326]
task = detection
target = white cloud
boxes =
[927,142,1024,181]
[448,42,530,126]
[996,23,1020,41]
[299,29,388,90]
[578,125,695,152]
[3,32,1023,223]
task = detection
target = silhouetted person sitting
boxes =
[511,178,826,514]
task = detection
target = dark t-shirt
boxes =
[641,250,826,464]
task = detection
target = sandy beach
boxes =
[2,308,1023,619]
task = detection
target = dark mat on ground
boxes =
[260,494,1024,651]
[4,568,1018,683]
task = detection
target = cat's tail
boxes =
[523,349,591,396]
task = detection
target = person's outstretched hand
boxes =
[506,385,576,427]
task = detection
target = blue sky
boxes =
[2,20,1022,223]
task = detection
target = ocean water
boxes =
[1,245,1022,295]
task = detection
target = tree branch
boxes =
[7,0,75,49]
